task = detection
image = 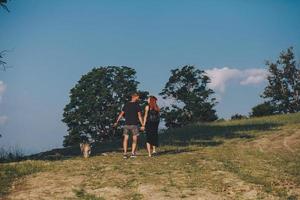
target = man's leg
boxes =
[131,135,138,155]
[123,134,129,155]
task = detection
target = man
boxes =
[114,93,144,158]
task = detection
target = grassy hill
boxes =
[1,113,300,200]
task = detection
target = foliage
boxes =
[262,47,300,114]
[0,50,9,71]
[230,113,247,120]
[250,102,275,117]
[1,0,10,71]
[0,0,9,12]
[0,147,24,163]
[74,188,105,200]
[62,66,148,146]
[160,65,217,128]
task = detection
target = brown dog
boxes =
[80,143,91,158]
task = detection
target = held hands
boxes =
[140,126,145,132]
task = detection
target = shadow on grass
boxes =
[8,121,281,162]
[23,139,123,162]
[154,148,198,156]
[159,122,281,147]
[168,140,224,147]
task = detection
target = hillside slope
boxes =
[1,113,300,200]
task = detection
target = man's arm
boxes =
[114,111,124,127]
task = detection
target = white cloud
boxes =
[206,67,240,93]
[0,81,8,125]
[0,115,8,125]
[0,81,6,102]
[0,81,6,94]
[205,67,268,93]
[153,67,268,108]
[240,69,269,85]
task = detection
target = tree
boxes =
[1,0,10,71]
[262,47,300,114]
[62,66,148,147]
[0,0,10,139]
[0,50,9,71]
[160,65,217,128]
[230,113,247,120]
[0,0,9,12]
[250,102,275,117]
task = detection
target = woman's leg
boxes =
[152,146,156,153]
[153,133,158,153]
[153,123,159,154]
[146,142,152,157]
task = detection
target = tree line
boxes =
[63,47,300,146]
[232,47,300,120]
[62,66,217,146]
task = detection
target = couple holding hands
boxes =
[114,93,160,158]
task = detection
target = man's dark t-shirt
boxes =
[122,102,142,125]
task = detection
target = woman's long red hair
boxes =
[149,96,160,111]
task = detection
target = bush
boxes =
[0,147,24,163]
[250,102,275,117]
[231,114,247,120]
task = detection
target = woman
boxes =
[142,96,160,157]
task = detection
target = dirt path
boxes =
[6,168,227,200]
[250,129,300,154]
[283,131,300,153]
[5,159,277,200]
[6,172,85,200]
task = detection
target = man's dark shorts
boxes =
[123,125,139,136]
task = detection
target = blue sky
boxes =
[0,0,299,154]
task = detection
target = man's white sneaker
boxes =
[130,153,136,158]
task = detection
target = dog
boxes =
[80,142,91,158]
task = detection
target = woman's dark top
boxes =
[145,108,160,146]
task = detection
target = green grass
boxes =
[73,188,105,200]
[1,112,300,199]
[0,160,46,197]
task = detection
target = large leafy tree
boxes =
[160,65,217,128]
[262,47,300,114]
[62,66,148,147]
